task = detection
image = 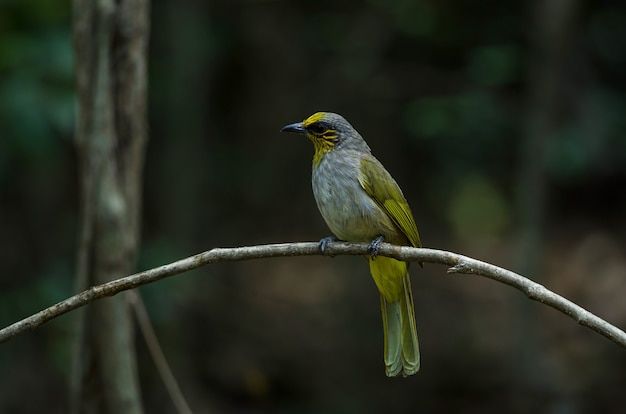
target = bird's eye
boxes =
[309,123,327,134]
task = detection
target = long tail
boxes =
[370,257,420,377]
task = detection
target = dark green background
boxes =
[2,0,626,412]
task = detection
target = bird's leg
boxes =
[318,236,338,255]
[368,235,385,259]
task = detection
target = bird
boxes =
[281,112,422,377]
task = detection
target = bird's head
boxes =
[281,112,369,166]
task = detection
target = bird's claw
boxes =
[319,236,337,256]
[368,236,385,259]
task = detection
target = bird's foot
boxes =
[368,236,385,259]
[319,236,338,256]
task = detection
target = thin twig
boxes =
[1,242,625,349]
[128,291,192,414]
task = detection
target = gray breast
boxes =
[311,150,396,242]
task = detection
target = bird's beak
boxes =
[280,122,306,134]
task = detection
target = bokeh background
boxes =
[2,0,626,412]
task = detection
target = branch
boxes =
[128,291,192,414]
[1,242,625,349]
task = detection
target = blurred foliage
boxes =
[2,0,626,413]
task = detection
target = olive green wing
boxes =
[358,156,422,248]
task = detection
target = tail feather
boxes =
[400,273,420,374]
[380,296,403,376]
[371,257,420,376]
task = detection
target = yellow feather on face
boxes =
[302,112,339,167]
[302,112,328,127]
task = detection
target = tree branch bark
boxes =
[1,242,625,349]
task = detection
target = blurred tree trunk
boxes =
[515,0,579,403]
[71,0,149,413]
